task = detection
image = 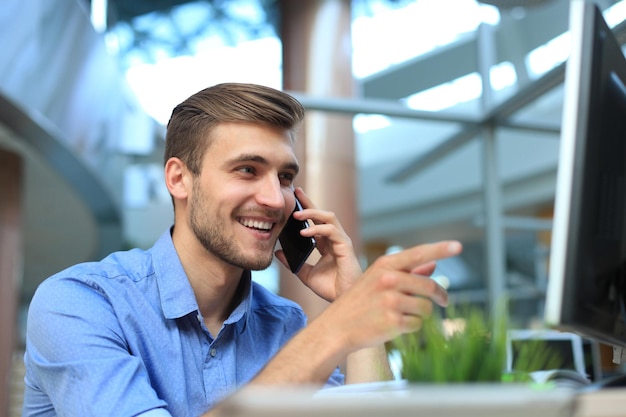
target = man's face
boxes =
[188,122,299,270]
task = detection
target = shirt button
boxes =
[197,314,202,323]
[210,348,217,357]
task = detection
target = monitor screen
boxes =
[545,0,626,354]
[506,330,586,375]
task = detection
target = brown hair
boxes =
[164,83,305,175]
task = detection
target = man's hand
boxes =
[275,187,362,302]
[315,240,463,354]
[262,238,462,389]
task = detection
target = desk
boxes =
[575,389,626,417]
[217,382,626,417]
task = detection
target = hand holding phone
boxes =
[278,198,316,273]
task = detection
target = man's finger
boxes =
[385,241,462,272]
[411,261,437,277]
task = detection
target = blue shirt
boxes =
[23,229,344,417]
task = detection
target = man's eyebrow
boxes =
[227,154,300,175]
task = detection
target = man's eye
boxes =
[237,166,255,174]
[279,173,295,185]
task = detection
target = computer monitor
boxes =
[506,329,587,376]
[545,0,626,365]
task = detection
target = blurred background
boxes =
[2,0,626,414]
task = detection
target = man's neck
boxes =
[203,276,247,337]
[171,226,246,329]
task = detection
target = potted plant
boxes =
[390,303,562,384]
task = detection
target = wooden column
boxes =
[279,0,358,320]
[0,149,22,417]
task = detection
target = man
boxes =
[22,83,462,417]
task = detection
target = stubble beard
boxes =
[189,182,275,271]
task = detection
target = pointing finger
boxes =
[384,241,462,273]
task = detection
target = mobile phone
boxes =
[278,198,316,273]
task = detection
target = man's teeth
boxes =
[240,219,272,230]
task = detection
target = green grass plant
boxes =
[390,303,562,384]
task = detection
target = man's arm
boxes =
[203,240,460,417]
[23,277,169,417]
[342,260,442,384]
[345,345,394,384]
[271,189,461,386]
[261,240,459,385]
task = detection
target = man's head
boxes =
[164,83,306,271]
[165,83,305,176]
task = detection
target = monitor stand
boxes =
[580,373,626,391]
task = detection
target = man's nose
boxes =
[256,176,285,208]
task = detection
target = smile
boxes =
[238,218,273,231]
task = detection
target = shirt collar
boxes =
[225,270,252,334]
[151,228,199,319]
[150,228,254,331]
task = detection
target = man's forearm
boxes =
[202,337,393,417]
[200,319,346,417]
[249,316,348,386]
[345,344,394,385]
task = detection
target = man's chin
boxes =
[247,258,274,271]
[232,252,274,271]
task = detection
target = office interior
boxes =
[2,0,626,415]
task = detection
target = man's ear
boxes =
[164,157,190,201]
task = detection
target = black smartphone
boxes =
[278,198,316,273]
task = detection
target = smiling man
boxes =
[22,83,462,417]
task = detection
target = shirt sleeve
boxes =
[325,366,346,387]
[24,275,169,417]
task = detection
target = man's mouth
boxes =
[238,218,274,232]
